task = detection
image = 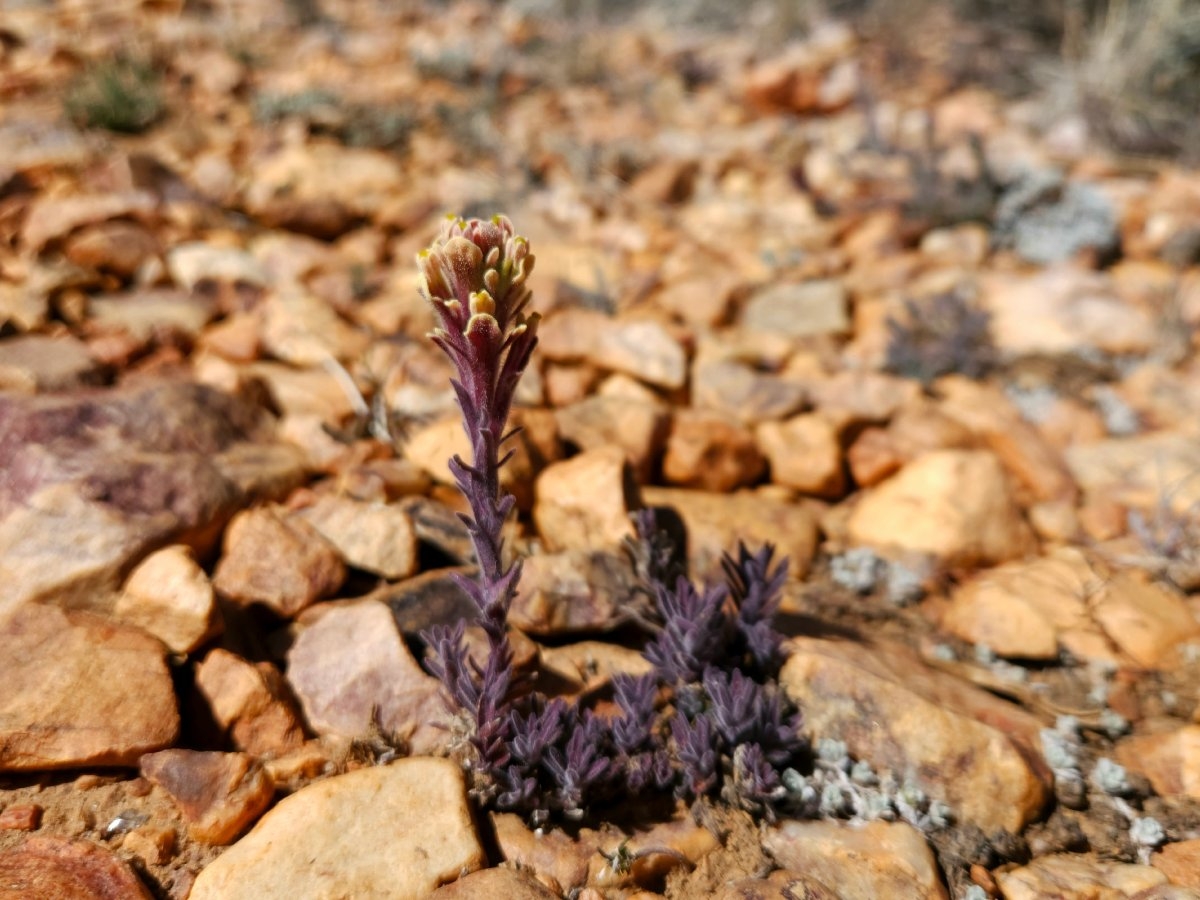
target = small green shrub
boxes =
[65,56,165,134]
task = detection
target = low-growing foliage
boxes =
[65,56,165,134]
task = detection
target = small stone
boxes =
[995,854,1166,900]
[187,760,483,900]
[538,642,654,696]
[764,820,947,900]
[0,334,103,393]
[510,550,629,636]
[213,507,346,618]
[491,813,595,895]
[847,427,903,487]
[756,414,845,498]
[118,825,176,866]
[534,447,640,552]
[0,804,41,831]
[112,545,222,654]
[741,279,849,338]
[428,867,560,899]
[260,287,371,366]
[87,290,213,345]
[691,359,807,424]
[194,649,305,758]
[781,637,1050,832]
[847,450,1035,567]
[294,496,418,580]
[1154,839,1200,888]
[807,371,923,425]
[642,487,819,582]
[64,221,160,278]
[140,750,274,845]
[1116,726,1200,800]
[663,409,766,492]
[555,396,670,485]
[286,600,450,755]
[713,870,839,900]
[0,835,153,900]
[21,191,157,252]
[0,605,179,770]
[538,308,687,389]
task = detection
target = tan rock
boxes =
[1154,839,1200,888]
[0,605,179,770]
[0,804,41,832]
[847,450,1035,567]
[847,427,903,487]
[543,362,602,407]
[756,414,845,498]
[1067,431,1200,516]
[807,370,921,424]
[21,190,157,252]
[88,290,213,345]
[113,545,222,654]
[294,496,417,580]
[167,243,269,291]
[260,287,370,366]
[691,359,807,425]
[0,334,103,393]
[642,487,819,582]
[538,308,687,389]
[0,835,153,900]
[538,642,654,696]
[511,550,629,636]
[555,396,670,484]
[188,760,483,900]
[713,870,841,900]
[995,854,1167,900]
[118,825,176,867]
[140,750,274,845]
[213,507,345,618]
[780,637,1050,832]
[64,221,160,277]
[741,279,849,338]
[194,649,305,758]
[764,820,948,900]
[245,361,359,424]
[534,447,640,552]
[663,409,765,492]
[1117,726,1200,800]
[428,867,560,899]
[286,600,450,755]
[1091,572,1200,667]
[492,812,597,895]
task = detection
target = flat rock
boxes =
[780,636,1051,832]
[112,545,222,654]
[1066,431,1200,515]
[140,749,274,844]
[511,550,630,636]
[1116,726,1200,800]
[0,835,152,900]
[538,308,687,389]
[0,334,104,393]
[691,359,807,424]
[1154,839,1200,888]
[194,649,306,758]
[806,370,921,424]
[741,279,849,338]
[642,487,818,581]
[64,221,160,277]
[87,290,213,344]
[534,446,641,552]
[295,495,418,580]
[428,867,560,899]
[21,190,157,252]
[188,759,483,900]
[663,409,765,492]
[492,813,597,895]
[260,287,371,365]
[286,600,451,755]
[847,450,1035,567]
[756,413,846,497]
[167,242,269,291]
[213,507,345,618]
[995,854,1167,899]
[555,395,670,484]
[713,870,841,900]
[0,605,178,770]
[763,820,947,900]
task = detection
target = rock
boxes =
[756,414,845,498]
[807,371,922,425]
[994,172,1119,265]
[294,496,418,580]
[780,637,1051,832]
[87,290,214,345]
[260,287,371,365]
[286,600,450,755]
[1066,431,1200,516]
[995,854,1167,900]
[0,835,153,900]
[538,642,654,696]
[763,820,948,900]
[713,870,840,900]
[64,221,160,277]
[1089,572,1200,668]
[0,804,41,831]
[691,359,807,424]
[979,267,1156,357]
[555,396,670,484]
[1116,726,1200,800]
[140,750,274,844]
[591,816,719,890]
[244,360,359,423]
[663,409,766,492]
[492,813,597,895]
[538,308,687,389]
[0,605,179,770]
[372,567,478,636]
[847,450,1035,567]
[847,427,903,487]
[741,279,849,338]
[428,867,560,899]
[0,334,104,393]
[112,545,222,654]
[1154,839,1200,888]
[642,487,819,581]
[21,191,157,252]
[213,507,345,618]
[188,760,483,900]
[167,243,269,291]
[511,550,629,635]
[936,377,1078,503]
[534,446,640,552]
[194,649,306,758]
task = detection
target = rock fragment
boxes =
[0,836,153,900]
[140,749,274,844]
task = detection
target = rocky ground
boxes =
[3,0,1200,898]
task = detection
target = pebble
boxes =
[1116,726,1200,801]
[0,835,153,900]
[741,279,849,338]
[427,866,561,899]
[995,853,1167,899]
[534,446,641,552]
[140,749,274,844]
[663,409,765,492]
[756,413,846,498]
[294,495,418,580]
[194,649,306,758]
[112,545,222,654]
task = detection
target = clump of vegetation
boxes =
[884,290,995,385]
[65,55,165,134]
[252,90,412,151]
[418,215,807,826]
